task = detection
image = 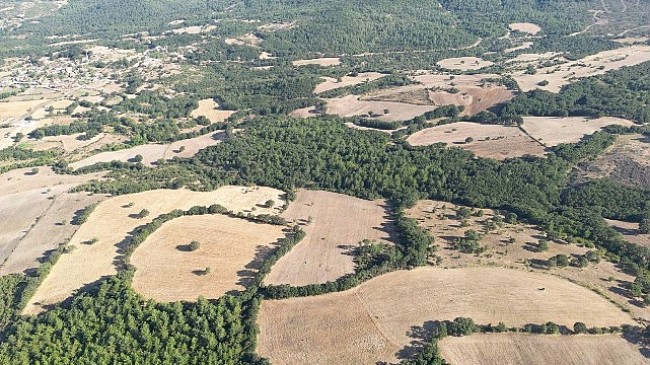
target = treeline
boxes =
[499,61,650,123]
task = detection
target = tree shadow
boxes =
[621,326,650,359]
[175,244,192,252]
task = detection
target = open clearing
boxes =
[324,95,438,122]
[437,57,494,71]
[407,122,545,160]
[69,132,225,169]
[576,134,650,189]
[190,99,236,123]
[292,58,341,67]
[606,219,650,248]
[265,190,394,286]
[131,214,285,302]
[258,267,633,365]
[24,186,284,315]
[314,72,385,94]
[512,45,650,92]
[407,199,649,321]
[509,22,542,35]
[0,167,105,275]
[521,116,635,146]
[170,25,216,35]
[439,334,647,365]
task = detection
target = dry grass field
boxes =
[576,134,650,189]
[292,58,341,67]
[190,99,236,123]
[69,132,225,169]
[520,116,635,146]
[258,267,633,365]
[170,25,216,35]
[509,22,542,35]
[24,186,284,314]
[314,72,385,94]
[131,214,285,302]
[439,334,647,365]
[324,95,438,122]
[265,190,394,286]
[606,219,650,248]
[406,200,650,321]
[437,57,494,71]
[407,122,545,160]
[512,45,650,92]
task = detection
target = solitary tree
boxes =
[188,241,200,251]
[136,209,150,219]
[264,199,275,208]
[537,239,549,252]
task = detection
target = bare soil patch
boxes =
[258,267,633,365]
[439,334,647,365]
[324,95,438,122]
[190,99,236,123]
[131,215,285,302]
[520,116,635,147]
[24,186,284,315]
[437,57,493,71]
[509,22,542,35]
[407,122,545,160]
[69,132,225,169]
[606,219,650,248]
[265,190,394,286]
[292,58,341,67]
[171,25,216,35]
[314,72,385,94]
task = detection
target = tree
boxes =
[464,137,473,144]
[574,322,588,334]
[135,209,150,219]
[133,154,144,163]
[188,241,200,251]
[640,218,650,234]
[537,239,549,252]
[264,199,275,208]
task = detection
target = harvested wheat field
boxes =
[407,199,650,321]
[171,25,216,34]
[509,22,542,35]
[437,57,493,71]
[265,190,394,286]
[70,132,225,169]
[439,334,647,365]
[407,122,545,159]
[292,57,341,67]
[576,134,650,189]
[314,72,385,94]
[0,99,45,121]
[521,116,635,146]
[606,219,650,248]
[512,45,650,92]
[24,186,284,315]
[325,95,438,122]
[191,99,236,123]
[258,267,633,365]
[131,215,285,302]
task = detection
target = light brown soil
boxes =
[439,334,647,365]
[170,25,216,35]
[407,122,545,160]
[190,99,235,123]
[265,190,394,286]
[131,215,285,302]
[509,22,542,35]
[24,186,284,315]
[69,132,225,169]
[314,72,386,94]
[605,219,650,248]
[324,95,438,122]
[292,58,341,67]
[407,200,650,322]
[512,45,650,92]
[520,116,635,146]
[258,267,634,365]
[576,134,650,189]
[437,57,494,71]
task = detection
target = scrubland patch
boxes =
[605,219,650,248]
[258,267,633,365]
[520,116,635,146]
[439,334,647,365]
[24,186,284,314]
[265,190,394,286]
[407,122,545,160]
[131,215,285,302]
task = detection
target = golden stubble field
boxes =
[265,190,394,286]
[520,116,635,146]
[439,333,647,365]
[407,122,546,160]
[131,214,285,302]
[24,186,284,314]
[258,267,634,365]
